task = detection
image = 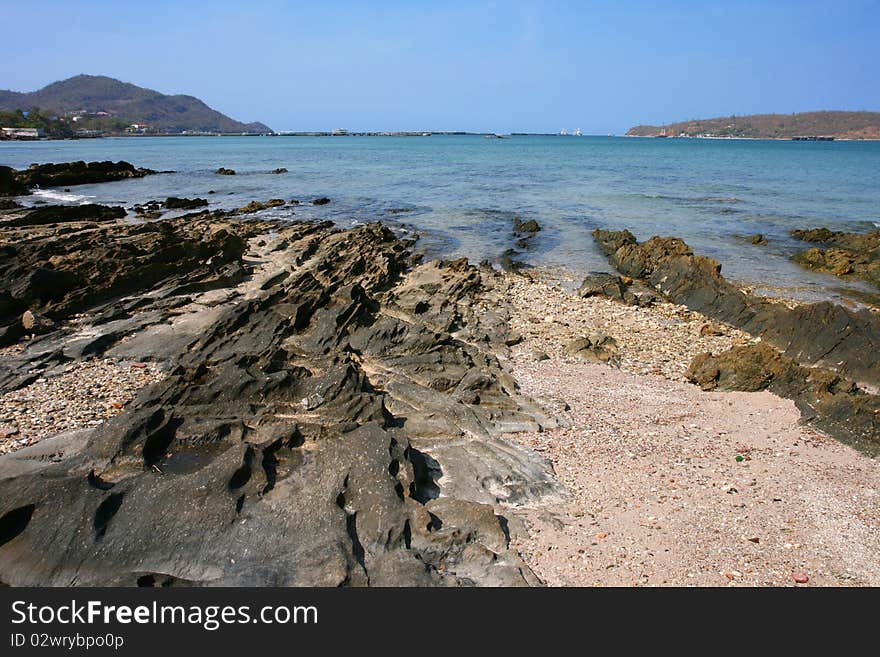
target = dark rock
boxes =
[164,197,208,210]
[686,343,880,455]
[271,168,288,174]
[4,204,126,227]
[216,167,236,175]
[312,197,331,205]
[0,166,28,197]
[0,199,23,211]
[16,161,155,188]
[591,228,880,388]
[750,234,767,245]
[0,218,562,586]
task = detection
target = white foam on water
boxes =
[30,188,95,204]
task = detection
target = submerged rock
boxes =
[790,227,880,289]
[312,197,331,205]
[236,199,286,214]
[215,167,236,175]
[271,168,288,174]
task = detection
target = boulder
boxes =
[563,334,619,363]
[0,166,28,197]
[215,167,236,175]
[577,272,658,307]
[164,197,208,210]
[312,197,331,205]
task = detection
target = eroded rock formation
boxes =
[592,228,880,450]
[0,209,563,586]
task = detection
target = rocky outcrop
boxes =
[591,228,880,389]
[0,215,562,586]
[164,197,208,210]
[15,161,155,190]
[0,167,28,197]
[687,344,880,455]
[790,227,880,289]
[3,204,126,227]
[236,199,286,214]
[593,228,880,449]
[0,208,248,346]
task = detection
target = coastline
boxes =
[1,164,878,586]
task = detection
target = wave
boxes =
[30,188,96,204]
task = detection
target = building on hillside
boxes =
[0,127,44,139]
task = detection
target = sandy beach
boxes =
[501,271,880,586]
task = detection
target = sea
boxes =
[2,134,879,304]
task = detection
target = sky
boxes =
[1,0,879,133]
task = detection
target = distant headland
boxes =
[0,74,272,138]
[626,111,880,140]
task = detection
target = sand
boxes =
[502,271,880,586]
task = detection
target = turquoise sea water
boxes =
[2,135,879,302]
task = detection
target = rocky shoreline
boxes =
[0,164,878,586]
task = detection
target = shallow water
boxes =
[2,134,879,302]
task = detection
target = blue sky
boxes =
[1,0,878,133]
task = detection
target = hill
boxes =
[626,111,880,139]
[0,75,272,134]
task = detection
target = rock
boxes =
[6,204,126,227]
[699,322,726,336]
[271,168,288,174]
[21,310,55,335]
[0,166,28,197]
[792,571,809,584]
[512,218,541,235]
[235,199,286,214]
[215,167,236,175]
[531,349,549,361]
[790,227,879,289]
[686,343,880,453]
[164,197,208,210]
[563,334,619,364]
[0,199,23,210]
[592,228,880,388]
[577,272,658,307]
[15,161,155,189]
[312,197,331,205]
[288,199,300,205]
[750,234,767,245]
[0,218,561,586]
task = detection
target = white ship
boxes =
[559,128,568,136]
[574,128,583,136]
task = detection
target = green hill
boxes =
[0,75,272,134]
[626,111,880,139]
